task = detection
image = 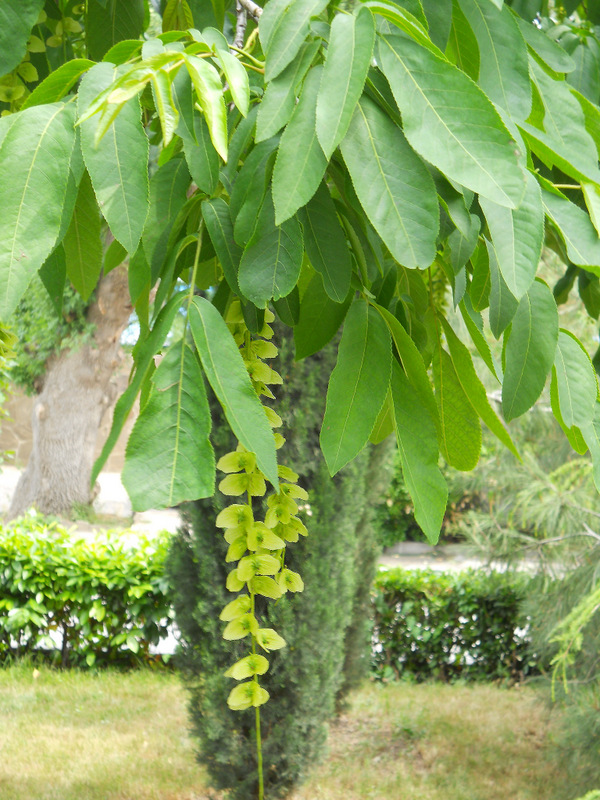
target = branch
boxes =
[233,1,248,49]
[238,0,263,20]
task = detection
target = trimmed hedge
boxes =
[372,568,538,682]
[1,513,542,685]
[0,514,173,667]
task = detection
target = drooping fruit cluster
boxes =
[216,300,308,711]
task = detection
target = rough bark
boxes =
[8,268,133,517]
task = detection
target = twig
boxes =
[233,1,248,49]
[238,0,263,20]
[518,529,600,550]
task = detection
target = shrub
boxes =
[0,513,172,667]
[372,568,537,682]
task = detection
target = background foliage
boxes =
[7,274,92,395]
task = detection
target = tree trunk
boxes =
[8,268,133,517]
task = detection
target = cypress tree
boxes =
[167,330,392,798]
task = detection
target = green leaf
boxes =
[488,240,518,338]
[432,341,481,471]
[238,191,303,308]
[122,342,215,510]
[62,171,103,301]
[459,295,499,380]
[370,390,394,444]
[0,102,77,319]
[502,280,558,421]
[582,182,600,237]
[566,39,600,104]
[189,296,279,487]
[230,137,279,246]
[554,329,598,428]
[480,171,543,299]
[374,303,440,438]
[294,275,352,359]
[256,40,320,142]
[390,362,447,545]
[543,190,600,271]
[102,40,143,65]
[0,0,44,76]
[422,0,452,50]
[202,199,241,294]
[260,0,329,82]
[103,241,127,276]
[377,33,526,208]
[448,214,480,275]
[580,402,600,491]
[162,0,194,30]
[128,247,150,307]
[92,291,186,482]
[142,157,190,277]
[550,369,588,456]
[212,48,249,117]
[579,270,600,317]
[273,287,300,326]
[321,300,392,475]
[528,61,599,174]
[364,0,437,54]
[172,69,197,144]
[520,125,600,191]
[316,7,375,159]
[272,67,327,225]
[57,131,86,247]
[340,95,439,269]
[22,60,95,110]
[516,18,575,74]
[446,0,479,81]
[470,243,491,312]
[39,246,67,316]
[297,183,352,303]
[79,64,149,254]
[183,54,228,161]
[151,69,179,147]
[572,87,600,159]
[440,317,519,457]
[86,0,145,62]
[458,0,531,119]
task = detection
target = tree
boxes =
[8,267,133,516]
[4,0,600,796]
[167,329,393,798]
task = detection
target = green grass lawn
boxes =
[0,664,569,800]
